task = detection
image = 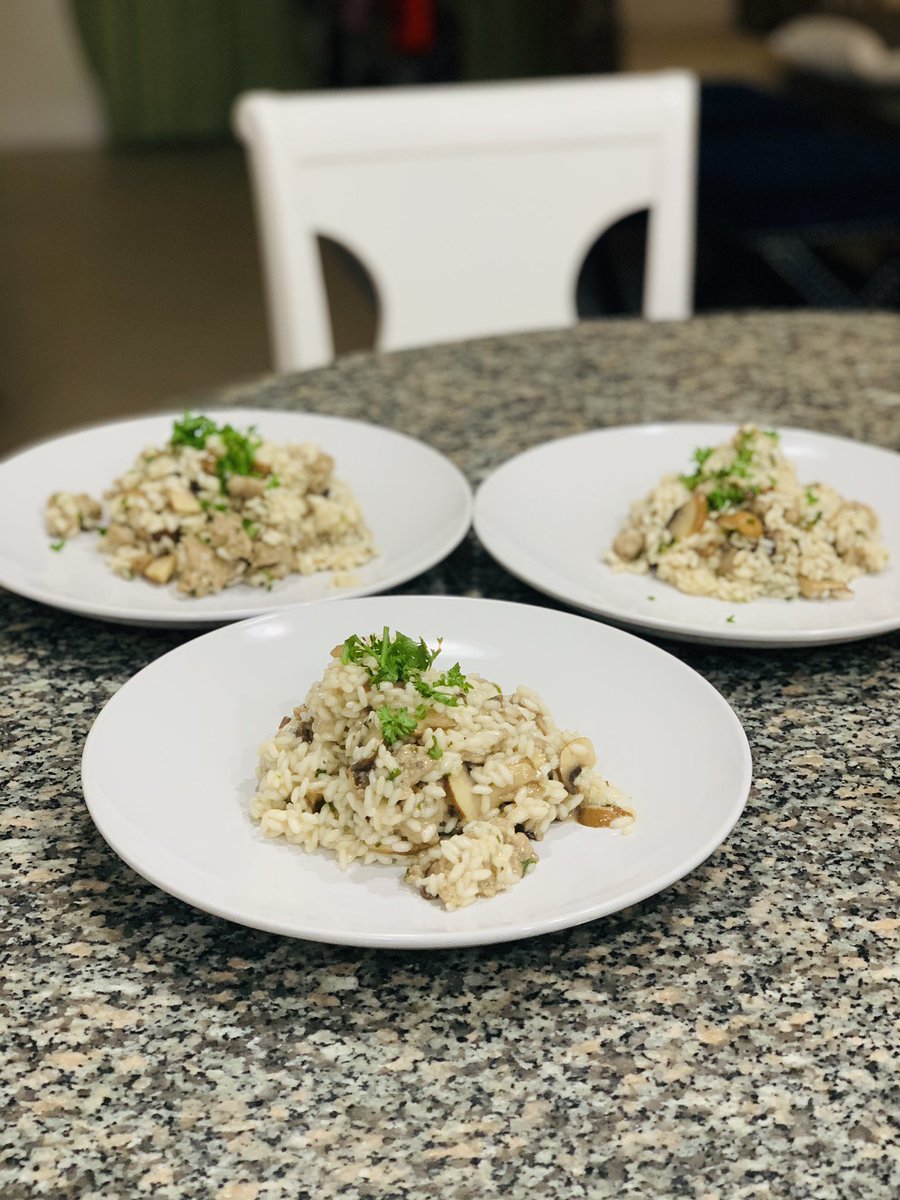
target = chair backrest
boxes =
[234,72,698,372]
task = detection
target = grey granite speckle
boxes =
[2,312,899,1199]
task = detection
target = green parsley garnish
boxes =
[707,481,748,512]
[726,615,735,624]
[199,499,228,513]
[170,412,263,494]
[49,539,65,552]
[647,594,656,601]
[342,627,441,686]
[520,857,537,875]
[679,430,761,511]
[427,741,443,760]
[414,663,472,708]
[805,488,818,506]
[342,628,473,741]
[266,474,280,489]
[241,518,260,539]
[376,705,420,745]
[170,412,217,450]
[262,569,274,592]
[679,445,714,490]
[387,768,401,781]
[764,429,779,440]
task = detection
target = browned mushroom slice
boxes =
[577,802,632,828]
[226,475,266,499]
[446,768,480,823]
[717,511,764,538]
[798,576,852,600]
[667,494,709,540]
[558,738,597,794]
[416,711,456,733]
[494,761,539,797]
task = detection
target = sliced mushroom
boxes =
[226,475,266,499]
[667,494,708,540]
[577,802,633,828]
[497,761,539,794]
[612,528,644,561]
[798,576,852,600]
[416,711,456,733]
[446,768,480,823]
[350,755,376,785]
[717,544,738,577]
[293,706,314,741]
[717,510,764,539]
[558,737,597,794]
[143,554,177,585]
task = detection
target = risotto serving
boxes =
[44,413,375,597]
[606,424,888,602]
[251,629,633,910]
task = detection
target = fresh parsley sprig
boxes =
[342,628,472,744]
[341,628,442,687]
[376,704,424,744]
[679,429,760,512]
[170,412,268,495]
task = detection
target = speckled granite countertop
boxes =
[3,312,899,1199]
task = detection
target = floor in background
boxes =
[0,31,779,458]
[0,146,376,456]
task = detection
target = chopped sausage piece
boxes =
[252,540,293,571]
[612,528,644,561]
[143,554,177,585]
[306,449,335,495]
[105,522,135,548]
[207,512,253,560]
[177,535,232,597]
[167,486,202,515]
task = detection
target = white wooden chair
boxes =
[234,72,698,372]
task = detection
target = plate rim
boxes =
[80,594,753,949]
[473,421,900,648]
[0,407,474,626]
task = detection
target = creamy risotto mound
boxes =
[606,424,887,602]
[44,414,374,596]
[251,629,633,910]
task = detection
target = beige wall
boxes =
[0,0,105,148]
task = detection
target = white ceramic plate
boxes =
[0,409,472,626]
[81,595,751,949]
[474,423,900,647]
